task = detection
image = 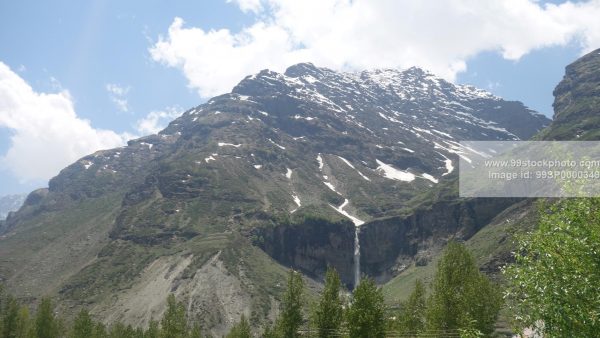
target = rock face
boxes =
[359,197,520,281]
[0,63,549,333]
[252,217,356,288]
[539,48,600,140]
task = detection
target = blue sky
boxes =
[0,0,597,195]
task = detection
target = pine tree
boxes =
[188,324,202,338]
[109,322,128,338]
[160,295,187,338]
[346,278,385,338]
[279,270,304,338]
[92,322,107,338]
[2,296,19,338]
[313,267,343,338]
[261,323,278,338]
[70,309,93,338]
[145,320,160,338]
[109,322,142,338]
[426,241,501,335]
[225,314,251,338]
[35,298,58,338]
[15,306,32,338]
[0,285,4,336]
[398,279,426,335]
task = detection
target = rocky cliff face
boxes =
[359,197,520,281]
[0,63,549,334]
[539,48,600,140]
[252,217,356,287]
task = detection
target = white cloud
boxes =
[227,0,263,13]
[134,107,182,135]
[106,83,131,112]
[0,62,129,182]
[150,0,600,98]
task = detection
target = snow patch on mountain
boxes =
[337,156,370,181]
[218,142,241,147]
[330,199,364,227]
[376,160,415,182]
[268,138,286,150]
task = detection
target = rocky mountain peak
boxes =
[283,62,323,78]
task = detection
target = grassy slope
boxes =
[0,192,124,299]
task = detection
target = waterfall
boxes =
[328,197,364,289]
[354,226,361,288]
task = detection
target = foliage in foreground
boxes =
[346,278,386,338]
[426,241,503,335]
[312,266,343,338]
[504,198,600,337]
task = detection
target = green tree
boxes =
[145,320,160,338]
[70,310,93,338]
[504,198,600,337]
[398,279,426,335]
[160,295,187,338]
[15,307,32,338]
[0,285,4,336]
[313,267,343,338]
[92,322,107,338]
[346,278,385,338]
[262,324,278,338]
[279,270,304,338]
[426,241,501,335]
[2,296,20,338]
[35,298,58,338]
[187,324,201,338]
[109,322,132,338]
[110,322,143,338]
[225,315,251,338]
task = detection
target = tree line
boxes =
[0,242,501,338]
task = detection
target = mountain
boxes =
[0,194,26,221]
[0,63,549,335]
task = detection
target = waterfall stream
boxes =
[354,226,361,288]
[329,197,364,289]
